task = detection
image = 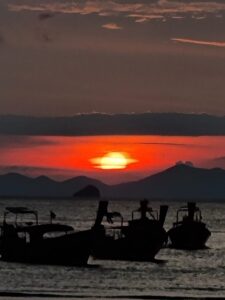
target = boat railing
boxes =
[132,209,158,221]
[176,207,202,224]
[3,207,38,227]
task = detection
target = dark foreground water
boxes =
[0,199,224,300]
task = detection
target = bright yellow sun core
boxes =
[100,152,128,169]
[91,152,137,170]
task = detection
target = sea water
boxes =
[0,199,224,299]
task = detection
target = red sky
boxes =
[0,135,225,184]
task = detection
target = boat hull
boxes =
[0,230,92,266]
[168,222,211,250]
[92,228,167,261]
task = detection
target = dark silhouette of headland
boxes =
[0,164,225,199]
[73,185,101,198]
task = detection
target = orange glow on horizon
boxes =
[0,135,225,183]
[91,152,138,169]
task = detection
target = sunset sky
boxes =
[0,0,225,183]
[0,134,225,183]
[1,0,225,115]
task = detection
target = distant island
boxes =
[0,164,225,200]
[73,185,101,198]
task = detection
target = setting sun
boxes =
[91,152,137,170]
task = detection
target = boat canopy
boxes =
[4,207,38,225]
[5,207,38,214]
[176,202,202,224]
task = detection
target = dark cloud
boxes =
[0,113,224,136]
[38,12,54,21]
[40,32,52,43]
[106,141,199,147]
[0,135,58,149]
[214,156,225,162]
[203,156,225,169]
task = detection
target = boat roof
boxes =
[17,223,74,235]
[5,207,37,214]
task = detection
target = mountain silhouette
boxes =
[0,164,225,199]
[110,164,225,199]
[0,173,107,198]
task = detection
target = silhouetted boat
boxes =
[167,202,211,250]
[91,200,168,261]
[0,207,92,265]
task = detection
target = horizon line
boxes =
[1,163,224,185]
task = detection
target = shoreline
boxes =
[0,293,224,300]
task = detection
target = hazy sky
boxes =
[1,0,225,116]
